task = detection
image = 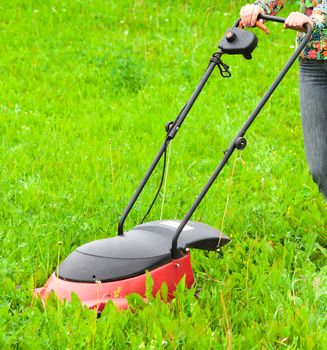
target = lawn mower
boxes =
[35,15,311,312]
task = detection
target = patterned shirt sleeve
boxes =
[253,0,284,15]
[310,0,327,29]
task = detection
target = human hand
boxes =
[284,12,314,32]
[240,4,263,27]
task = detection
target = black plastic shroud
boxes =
[58,220,230,282]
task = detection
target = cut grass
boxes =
[0,1,326,349]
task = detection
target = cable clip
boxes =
[217,61,231,78]
[210,53,231,78]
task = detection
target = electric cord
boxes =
[140,105,186,224]
[140,140,168,224]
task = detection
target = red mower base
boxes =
[34,254,194,312]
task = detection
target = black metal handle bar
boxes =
[118,60,216,235]
[118,15,312,242]
[170,18,312,258]
[233,14,287,28]
[258,14,287,23]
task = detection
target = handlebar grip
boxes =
[259,13,313,37]
[258,14,285,23]
[234,14,312,37]
[233,15,285,27]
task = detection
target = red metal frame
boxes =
[34,253,194,312]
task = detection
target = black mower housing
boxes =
[58,220,230,283]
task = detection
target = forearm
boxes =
[254,0,284,16]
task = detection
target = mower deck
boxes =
[58,220,230,283]
[35,220,230,311]
[35,254,194,312]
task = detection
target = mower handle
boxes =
[119,13,312,248]
[259,14,286,24]
[234,14,313,35]
[233,14,285,28]
[170,15,313,258]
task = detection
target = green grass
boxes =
[0,0,326,349]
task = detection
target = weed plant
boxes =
[0,1,326,349]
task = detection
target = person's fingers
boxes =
[285,12,300,30]
[284,12,313,32]
[240,5,251,26]
[240,5,261,27]
[251,7,261,26]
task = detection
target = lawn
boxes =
[0,1,326,349]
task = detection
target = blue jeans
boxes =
[299,59,327,200]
